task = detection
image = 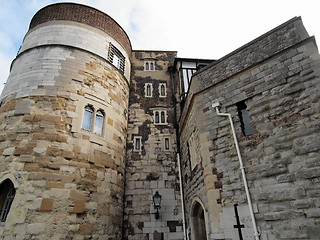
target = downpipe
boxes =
[212,102,260,240]
[177,153,188,240]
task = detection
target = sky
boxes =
[0,0,319,93]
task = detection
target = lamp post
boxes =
[153,190,162,219]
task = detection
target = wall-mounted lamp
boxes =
[153,190,162,219]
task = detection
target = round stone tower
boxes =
[0,3,131,239]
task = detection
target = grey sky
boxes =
[1,0,319,93]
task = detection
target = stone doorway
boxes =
[191,201,207,240]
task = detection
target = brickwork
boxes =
[124,51,184,240]
[179,17,320,239]
[29,3,132,56]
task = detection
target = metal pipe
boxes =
[212,102,260,240]
[177,153,188,240]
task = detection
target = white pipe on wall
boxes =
[212,102,260,240]
[177,153,188,240]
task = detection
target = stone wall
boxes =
[179,17,320,239]
[0,5,130,239]
[124,51,184,240]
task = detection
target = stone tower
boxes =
[0,3,131,239]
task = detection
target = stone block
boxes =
[73,200,86,213]
[27,223,46,234]
[46,181,65,188]
[39,198,54,211]
[2,147,15,156]
[69,190,88,201]
[79,224,92,235]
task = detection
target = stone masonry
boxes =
[179,17,320,239]
[0,3,131,239]
[124,51,184,240]
[0,3,320,240]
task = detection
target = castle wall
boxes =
[0,4,131,239]
[179,17,320,239]
[124,51,184,240]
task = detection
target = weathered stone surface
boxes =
[39,198,54,211]
[178,17,320,240]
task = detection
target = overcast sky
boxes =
[0,0,319,93]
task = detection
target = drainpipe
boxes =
[168,65,188,240]
[177,153,188,240]
[212,102,260,240]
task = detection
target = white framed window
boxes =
[145,83,153,97]
[145,60,155,71]
[82,105,94,130]
[94,110,105,135]
[164,137,170,151]
[82,105,105,135]
[153,109,167,125]
[108,42,125,74]
[133,136,142,151]
[159,83,166,97]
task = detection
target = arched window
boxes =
[160,84,165,97]
[94,110,105,134]
[161,111,165,123]
[145,62,149,71]
[0,179,15,223]
[147,85,151,96]
[155,111,159,123]
[150,62,154,70]
[82,105,94,130]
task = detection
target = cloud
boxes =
[1,0,320,94]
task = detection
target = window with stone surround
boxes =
[0,179,15,223]
[82,105,105,135]
[236,101,255,136]
[133,136,142,151]
[145,60,155,71]
[164,137,170,150]
[94,110,105,135]
[159,83,166,97]
[82,105,94,130]
[153,109,167,125]
[108,42,125,74]
[145,83,153,97]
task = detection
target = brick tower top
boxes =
[29,3,132,56]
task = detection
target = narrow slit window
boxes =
[146,84,151,96]
[94,110,104,135]
[150,62,154,70]
[82,105,94,130]
[165,138,170,150]
[134,137,142,151]
[236,101,255,136]
[145,62,149,71]
[160,84,166,97]
[161,111,165,123]
[155,111,159,123]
